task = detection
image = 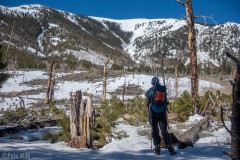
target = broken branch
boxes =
[194,15,217,25]
[176,0,186,7]
[224,52,240,64]
[220,106,231,135]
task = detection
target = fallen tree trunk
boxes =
[160,116,210,149]
[0,119,58,137]
[177,116,209,149]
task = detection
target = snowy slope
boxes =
[92,16,240,65]
[1,4,239,67]
[92,17,186,58]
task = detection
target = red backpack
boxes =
[153,90,165,105]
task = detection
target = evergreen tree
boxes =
[171,91,192,122]
[0,44,9,88]
[0,44,6,69]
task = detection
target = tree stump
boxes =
[68,90,94,149]
[68,136,86,149]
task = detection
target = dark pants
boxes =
[151,111,173,148]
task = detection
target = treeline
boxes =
[0,44,101,71]
[1,42,233,76]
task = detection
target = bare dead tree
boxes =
[223,52,240,160]
[199,99,210,116]
[122,77,126,104]
[17,95,25,109]
[45,61,55,104]
[49,64,56,102]
[175,64,179,97]
[194,15,217,25]
[176,0,199,114]
[220,106,231,135]
[4,23,14,65]
[103,59,109,101]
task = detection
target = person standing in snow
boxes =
[145,76,176,155]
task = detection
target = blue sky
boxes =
[0,0,239,24]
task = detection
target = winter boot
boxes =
[168,147,176,155]
[154,146,160,155]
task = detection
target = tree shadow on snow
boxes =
[0,140,231,160]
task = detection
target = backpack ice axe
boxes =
[161,53,170,130]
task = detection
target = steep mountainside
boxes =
[0,4,134,66]
[93,17,240,67]
[0,4,239,69]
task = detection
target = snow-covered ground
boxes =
[0,116,230,160]
[0,70,230,159]
[0,70,223,110]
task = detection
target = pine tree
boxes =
[0,44,8,88]
[171,91,192,122]
[0,44,6,70]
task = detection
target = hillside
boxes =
[0,4,134,67]
[0,4,239,70]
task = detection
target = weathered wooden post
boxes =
[86,96,93,147]
[70,92,78,137]
[75,90,82,134]
[69,90,88,148]
[68,89,95,148]
[79,99,84,136]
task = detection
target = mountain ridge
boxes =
[0,4,239,71]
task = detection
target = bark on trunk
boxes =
[122,79,126,104]
[70,92,78,137]
[79,99,84,135]
[45,61,54,104]
[199,99,211,116]
[103,60,109,101]
[231,65,240,159]
[49,64,55,103]
[68,90,94,149]
[175,64,179,97]
[224,52,240,160]
[177,116,209,149]
[185,0,199,114]
[86,96,93,147]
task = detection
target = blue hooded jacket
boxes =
[145,77,167,113]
